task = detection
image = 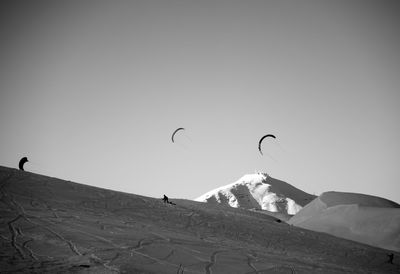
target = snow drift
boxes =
[195,173,315,215]
[288,191,400,252]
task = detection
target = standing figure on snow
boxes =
[162,195,169,204]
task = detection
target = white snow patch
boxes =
[286,198,303,215]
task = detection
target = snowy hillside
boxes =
[288,191,400,252]
[195,173,316,215]
[1,166,399,273]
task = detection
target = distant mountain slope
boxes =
[1,166,399,273]
[195,173,316,215]
[288,191,400,252]
[318,191,400,208]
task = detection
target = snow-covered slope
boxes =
[2,166,400,273]
[195,173,316,215]
[288,191,400,252]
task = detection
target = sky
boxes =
[1,0,399,203]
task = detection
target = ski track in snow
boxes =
[7,215,25,259]
[246,254,258,272]
[1,174,82,260]
[22,239,38,261]
[205,250,225,274]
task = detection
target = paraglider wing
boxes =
[18,157,28,171]
[258,134,276,155]
[171,127,185,143]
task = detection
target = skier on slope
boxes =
[162,195,169,204]
[162,194,176,205]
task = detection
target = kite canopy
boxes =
[258,134,276,155]
[171,127,185,143]
[19,157,28,171]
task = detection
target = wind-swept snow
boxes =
[1,166,399,273]
[288,191,400,252]
[196,173,315,215]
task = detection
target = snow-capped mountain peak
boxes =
[195,173,315,215]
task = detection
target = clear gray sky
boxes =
[1,0,399,203]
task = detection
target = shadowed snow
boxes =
[288,191,400,252]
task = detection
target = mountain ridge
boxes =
[195,173,316,215]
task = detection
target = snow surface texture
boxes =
[1,166,399,273]
[288,191,400,252]
[195,173,315,215]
